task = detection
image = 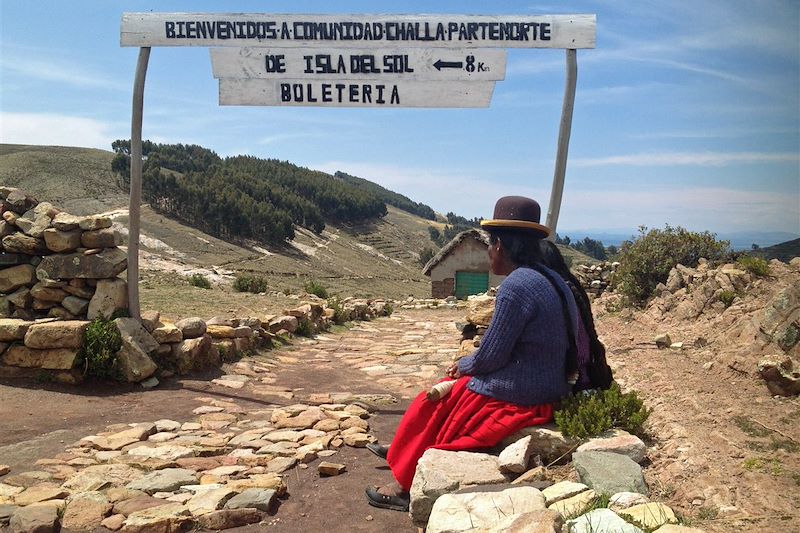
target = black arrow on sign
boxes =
[433,59,464,71]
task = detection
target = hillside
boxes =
[0,143,599,305]
[755,238,800,263]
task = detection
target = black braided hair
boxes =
[487,228,579,376]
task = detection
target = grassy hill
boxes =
[0,143,600,311]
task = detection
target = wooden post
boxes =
[545,48,577,240]
[127,47,151,320]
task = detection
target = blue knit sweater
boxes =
[457,266,576,406]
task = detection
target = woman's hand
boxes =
[446,363,462,379]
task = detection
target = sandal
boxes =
[366,443,390,460]
[365,486,410,512]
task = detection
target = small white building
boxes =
[422,229,504,299]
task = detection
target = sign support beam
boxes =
[546,48,577,240]
[127,46,150,320]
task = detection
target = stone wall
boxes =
[0,187,128,322]
[0,187,392,386]
[573,261,620,298]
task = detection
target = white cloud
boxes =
[0,112,123,149]
[0,52,126,90]
[573,151,800,167]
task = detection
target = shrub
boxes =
[383,302,394,316]
[554,383,651,439]
[188,273,211,289]
[327,296,349,325]
[295,317,314,337]
[304,279,328,299]
[78,318,122,379]
[718,290,737,307]
[233,274,268,293]
[613,225,729,303]
[737,255,770,277]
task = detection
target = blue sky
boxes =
[1,1,798,242]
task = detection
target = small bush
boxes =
[613,225,729,303]
[78,318,122,379]
[188,273,211,289]
[295,317,314,337]
[554,383,651,439]
[327,297,349,325]
[304,279,328,299]
[383,302,394,316]
[718,290,737,307]
[737,255,770,277]
[233,274,268,293]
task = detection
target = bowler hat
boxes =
[480,196,551,238]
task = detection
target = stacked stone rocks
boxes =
[408,427,705,533]
[398,296,463,310]
[0,398,377,532]
[574,261,620,298]
[0,187,128,322]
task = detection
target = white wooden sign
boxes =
[211,48,506,81]
[219,79,495,107]
[121,13,596,49]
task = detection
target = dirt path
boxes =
[2,307,799,532]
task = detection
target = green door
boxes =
[455,271,489,299]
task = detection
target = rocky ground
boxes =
[1,287,799,531]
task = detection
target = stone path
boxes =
[0,309,464,532]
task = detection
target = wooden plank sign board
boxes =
[219,79,495,107]
[211,48,507,81]
[121,13,596,49]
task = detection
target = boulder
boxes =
[541,481,589,506]
[2,234,48,255]
[81,228,122,249]
[175,317,206,339]
[466,294,495,326]
[6,287,31,309]
[498,435,536,474]
[426,484,546,533]
[618,502,678,530]
[88,279,128,320]
[224,488,277,512]
[36,248,127,279]
[0,318,32,341]
[173,335,213,374]
[2,345,79,370]
[62,296,90,316]
[8,504,59,533]
[24,320,88,349]
[757,355,800,396]
[268,316,297,334]
[575,429,647,464]
[499,424,580,464]
[42,228,82,253]
[51,213,81,231]
[61,491,113,531]
[566,508,644,533]
[78,215,112,231]
[114,318,158,383]
[186,487,237,515]
[16,214,51,239]
[195,508,264,530]
[572,451,648,496]
[125,469,198,495]
[29,282,67,303]
[0,264,36,293]
[151,324,182,344]
[5,190,37,214]
[120,502,191,533]
[409,449,509,527]
[547,488,597,518]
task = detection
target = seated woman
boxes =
[365,196,582,512]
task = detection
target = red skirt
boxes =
[386,376,554,491]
